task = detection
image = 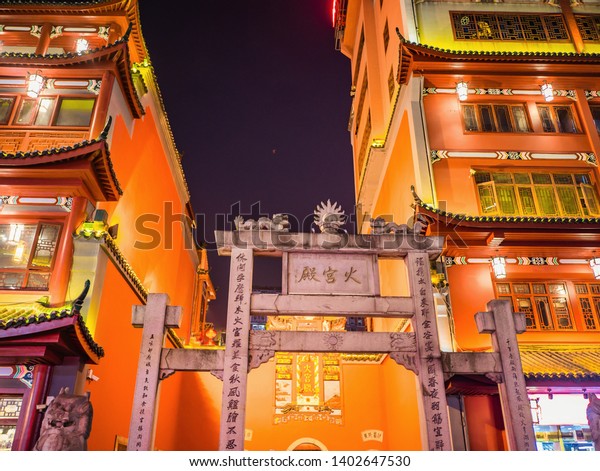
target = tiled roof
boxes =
[398,32,600,62]
[0,296,104,362]
[520,345,600,380]
[0,25,144,119]
[0,120,122,200]
[412,186,600,226]
[0,0,147,62]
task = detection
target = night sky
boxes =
[139,1,355,329]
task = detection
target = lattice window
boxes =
[451,12,568,42]
[357,112,371,175]
[354,73,368,136]
[575,283,600,330]
[383,19,389,52]
[496,282,575,331]
[576,15,600,41]
[498,15,524,40]
[474,170,600,218]
[543,16,569,40]
[387,66,395,100]
[0,223,61,290]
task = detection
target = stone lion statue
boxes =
[234,213,290,231]
[34,388,92,451]
[587,393,600,451]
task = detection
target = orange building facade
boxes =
[0,0,217,451]
[333,0,600,451]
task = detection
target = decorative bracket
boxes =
[389,352,419,375]
[159,369,175,381]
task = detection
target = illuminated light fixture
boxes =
[590,257,600,279]
[8,223,23,243]
[332,0,337,27]
[491,256,506,279]
[26,71,45,98]
[541,82,554,102]
[456,81,469,101]
[75,38,89,54]
[13,241,25,263]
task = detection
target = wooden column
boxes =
[219,248,253,451]
[34,24,52,56]
[49,196,87,305]
[128,294,181,451]
[89,70,115,140]
[12,365,52,450]
[559,0,584,53]
[406,251,452,451]
[574,88,600,160]
[475,299,536,451]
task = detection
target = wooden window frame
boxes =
[537,103,580,134]
[1,93,96,129]
[495,281,576,331]
[0,221,63,291]
[473,169,600,218]
[461,103,531,133]
[450,12,571,43]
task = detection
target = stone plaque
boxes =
[287,253,378,295]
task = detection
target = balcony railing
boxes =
[0,129,90,153]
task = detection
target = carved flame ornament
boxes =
[314,200,346,233]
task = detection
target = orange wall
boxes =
[98,106,197,337]
[83,101,214,449]
[84,260,143,450]
[372,112,417,223]
[424,94,592,154]
[447,263,600,351]
[464,396,506,451]
[155,372,222,451]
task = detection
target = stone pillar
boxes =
[219,248,253,451]
[127,294,182,451]
[406,251,452,451]
[475,299,536,451]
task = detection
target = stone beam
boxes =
[215,230,444,259]
[251,293,414,317]
[250,330,416,353]
[441,352,502,375]
[160,348,225,373]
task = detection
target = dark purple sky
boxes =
[140,1,354,329]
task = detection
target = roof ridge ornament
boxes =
[99,115,113,140]
[314,199,346,234]
[72,280,91,312]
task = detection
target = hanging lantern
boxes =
[456,81,469,101]
[491,256,506,279]
[541,82,554,102]
[75,38,89,54]
[590,257,600,279]
[26,72,45,98]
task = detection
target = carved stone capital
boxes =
[249,350,275,371]
[211,369,224,381]
[159,369,175,381]
[389,352,419,375]
[486,372,503,384]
